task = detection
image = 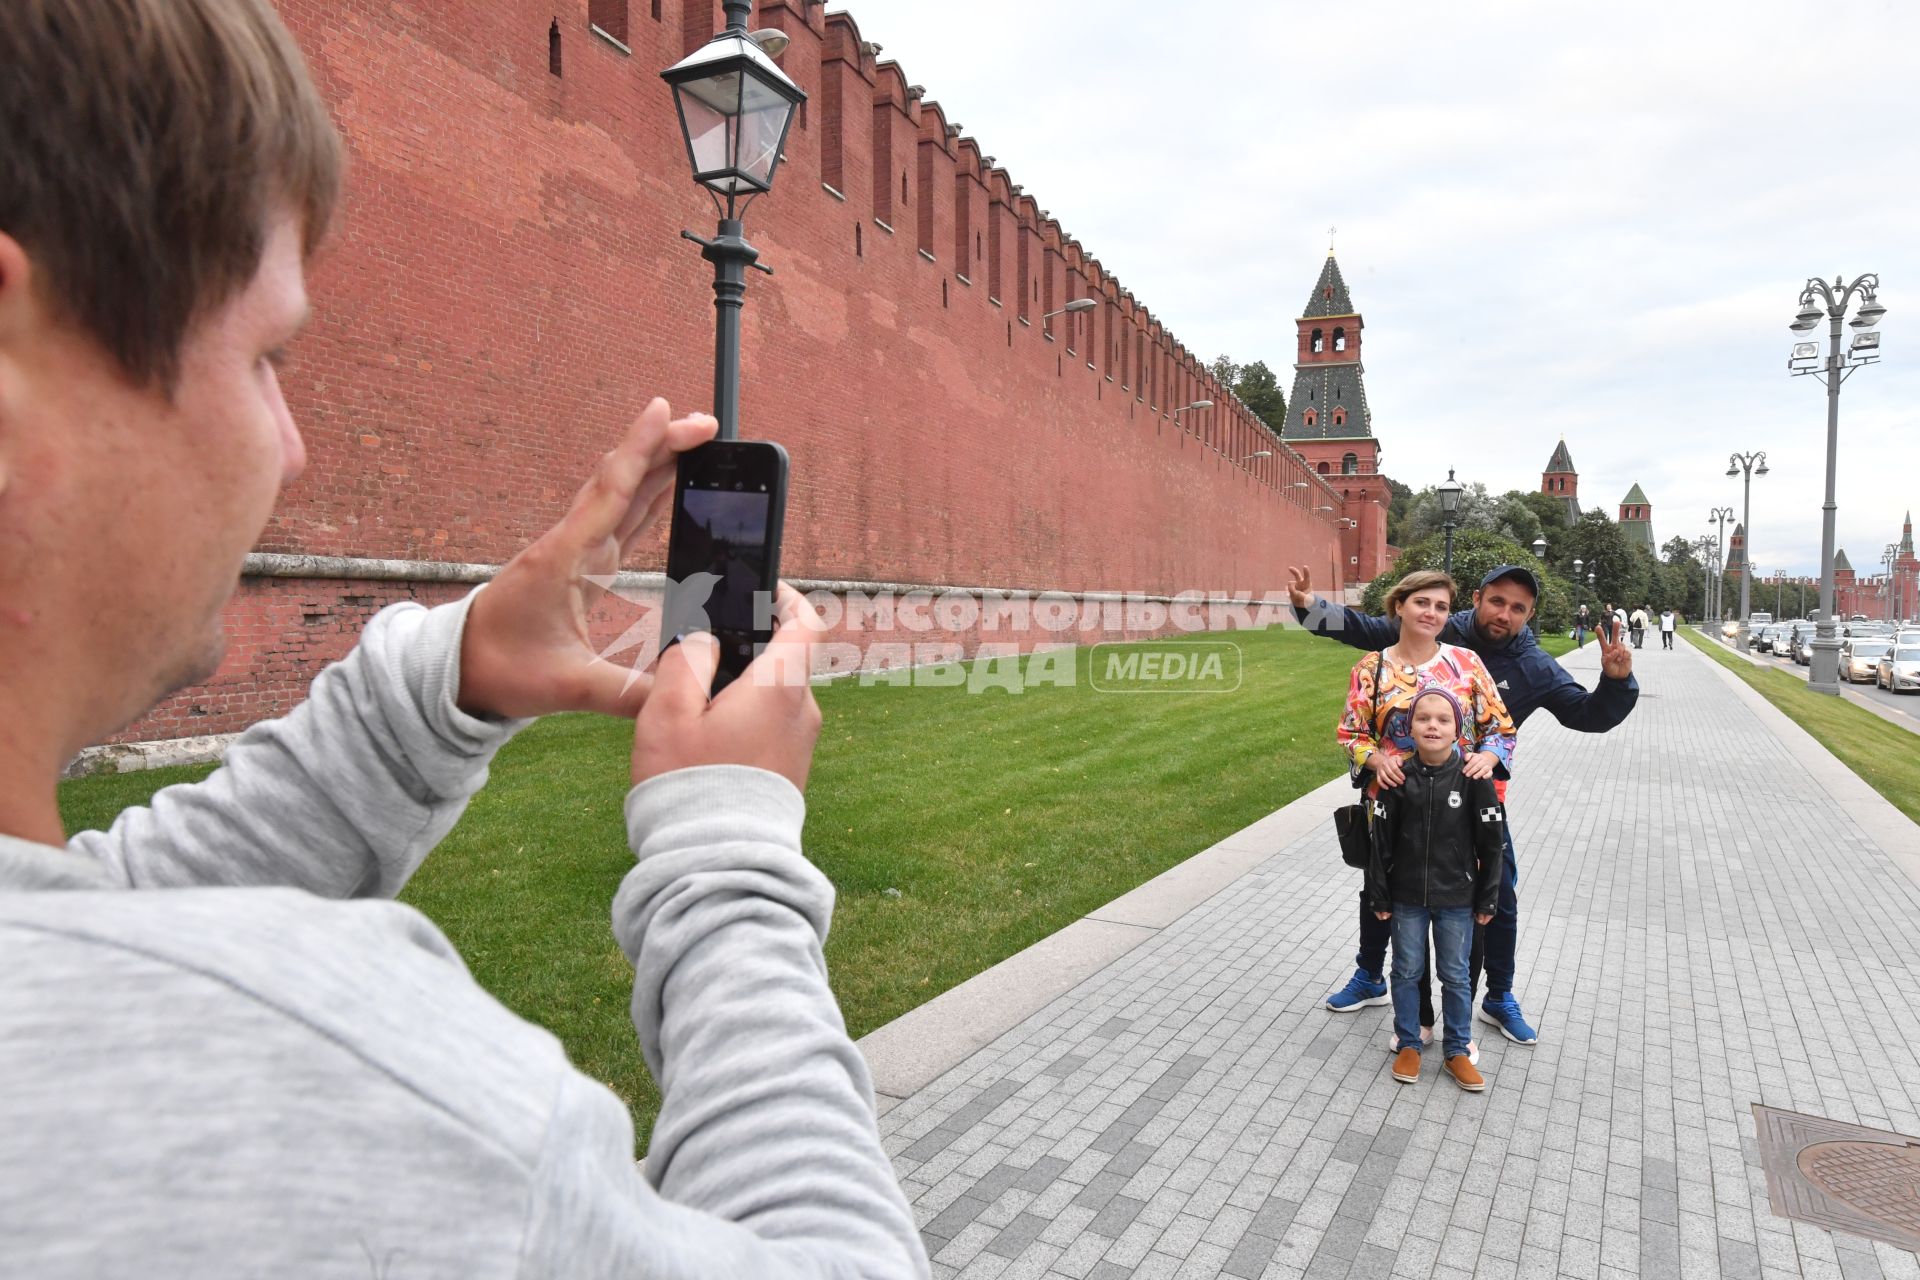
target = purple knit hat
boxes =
[1408,683,1465,735]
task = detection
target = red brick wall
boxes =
[111,0,1347,744]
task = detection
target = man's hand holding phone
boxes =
[632,584,824,791]
[458,398,716,721]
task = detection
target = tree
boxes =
[1384,476,1413,547]
[1561,510,1643,611]
[1208,353,1287,434]
[1518,490,1573,539]
[1234,361,1288,433]
[1359,528,1574,634]
[1401,485,1547,551]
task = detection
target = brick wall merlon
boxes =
[821,10,872,75]
[757,0,826,37]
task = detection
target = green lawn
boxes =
[1537,631,1576,658]
[60,625,1373,1144]
[1682,627,1920,824]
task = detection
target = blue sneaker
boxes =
[1479,993,1538,1044]
[1325,967,1389,1011]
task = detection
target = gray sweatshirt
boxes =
[0,593,928,1279]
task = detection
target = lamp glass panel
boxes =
[682,66,744,115]
[737,82,792,185]
[680,90,734,178]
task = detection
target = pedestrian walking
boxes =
[1574,604,1591,648]
[1630,605,1649,650]
[1364,687,1502,1092]
[1660,608,1677,650]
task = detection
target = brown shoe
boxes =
[1446,1054,1486,1091]
[1391,1047,1422,1083]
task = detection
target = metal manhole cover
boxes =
[1754,1104,1920,1252]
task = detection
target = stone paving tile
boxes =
[881,641,1920,1275]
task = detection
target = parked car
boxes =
[1876,645,1920,693]
[1843,639,1893,683]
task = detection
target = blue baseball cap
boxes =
[1479,564,1540,597]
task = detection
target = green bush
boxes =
[1361,530,1572,634]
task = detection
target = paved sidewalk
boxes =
[875,634,1920,1279]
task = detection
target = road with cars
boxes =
[1714,619,1920,730]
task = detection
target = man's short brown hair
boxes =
[0,0,342,390]
[1384,569,1458,619]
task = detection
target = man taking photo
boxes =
[0,1,924,1274]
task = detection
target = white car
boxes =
[1877,646,1920,693]
[1843,640,1892,683]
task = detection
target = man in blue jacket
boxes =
[1288,562,1639,1045]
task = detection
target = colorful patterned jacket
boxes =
[1335,644,1517,801]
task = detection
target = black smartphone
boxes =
[660,440,789,694]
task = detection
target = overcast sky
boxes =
[840,0,1919,578]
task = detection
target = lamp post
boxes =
[1789,272,1887,694]
[1437,468,1464,577]
[1727,451,1769,650]
[1884,542,1900,622]
[1690,537,1716,621]
[1239,449,1272,463]
[662,2,807,442]
[1708,506,1735,626]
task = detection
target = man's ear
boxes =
[0,232,31,500]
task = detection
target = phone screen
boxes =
[675,486,771,632]
[661,441,787,693]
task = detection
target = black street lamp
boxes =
[1789,272,1887,693]
[1437,468,1464,577]
[662,1,807,441]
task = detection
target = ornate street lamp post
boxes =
[662,2,807,441]
[1437,469,1464,577]
[1727,451,1768,651]
[1789,272,1886,693]
[1708,506,1735,627]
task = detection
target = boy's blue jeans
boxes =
[1358,822,1517,1000]
[1390,906,1474,1059]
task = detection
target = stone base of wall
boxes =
[99,556,1304,753]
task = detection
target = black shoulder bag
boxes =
[1333,651,1386,869]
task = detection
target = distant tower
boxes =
[1834,549,1856,617]
[1895,512,1918,622]
[1541,440,1579,522]
[1727,523,1746,578]
[1280,249,1390,585]
[1617,483,1655,555]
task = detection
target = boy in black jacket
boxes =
[1368,687,1503,1091]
